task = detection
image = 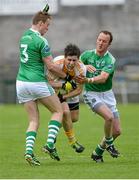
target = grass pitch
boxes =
[0,103,139,179]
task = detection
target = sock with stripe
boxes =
[46,120,61,149]
[25,131,37,155]
[105,136,114,146]
[94,144,105,156]
[65,129,77,145]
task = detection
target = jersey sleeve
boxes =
[40,38,52,58]
[47,56,64,81]
[80,63,87,76]
[102,56,115,74]
[80,50,92,65]
[75,62,87,78]
[80,51,88,64]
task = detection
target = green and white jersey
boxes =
[17,28,52,82]
[80,49,116,92]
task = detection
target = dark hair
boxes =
[32,11,51,25]
[98,30,113,44]
[64,44,80,58]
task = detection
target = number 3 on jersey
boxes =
[21,44,28,63]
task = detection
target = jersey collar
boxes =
[94,49,108,57]
[30,28,41,36]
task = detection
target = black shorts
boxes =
[68,102,79,111]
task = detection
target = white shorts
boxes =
[83,90,119,117]
[16,80,55,103]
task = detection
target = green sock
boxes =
[94,144,105,156]
[26,131,37,155]
[46,120,61,149]
[105,137,113,146]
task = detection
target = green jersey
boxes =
[17,28,52,82]
[80,49,116,92]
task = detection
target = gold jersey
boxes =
[47,55,86,103]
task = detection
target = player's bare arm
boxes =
[75,71,109,84]
[43,55,66,78]
[63,84,83,100]
[86,65,96,73]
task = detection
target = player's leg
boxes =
[92,104,115,162]
[99,112,121,158]
[100,117,121,145]
[16,81,41,166]
[83,92,104,162]
[95,104,114,141]
[69,102,85,152]
[83,91,117,162]
[24,100,40,166]
[104,117,121,156]
[107,113,121,156]
[110,106,121,140]
[69,102,80,123]
[100,91,121,158]
[62,102,84,153]
[62,102,76,144]
[70,109,79,122]
[112,117,121,140]
[40,93,63,161]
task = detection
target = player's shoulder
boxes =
[75,61,86,75]
[76,60,85,68]
[80,49,95,58]
[82,49,94,55]
[106,51,116,63]
[37,34,49,45]
[53,55,65,64]
[20,29,32,41]
[28,29,48,45]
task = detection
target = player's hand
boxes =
[57,92,65,103]
[86,65,96,73]
[75,75,87,84]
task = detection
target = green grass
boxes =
[0,104,139,179]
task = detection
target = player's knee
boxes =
[52,102,63,112]
[113,129,121,138]
[56,106,64,114]
[63,109,70,116]
[72,118,78,123]
[29,120,39,130]
[106,115,114,123]
[71,113,79,123]
[53,107,64,120]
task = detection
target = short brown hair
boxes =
[32,11,51,25]
[64,44,81,58]
[98,30,113,44]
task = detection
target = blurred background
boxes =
[0,0,139,104]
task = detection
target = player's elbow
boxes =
[101,78,107,83]
[78,88,82,95]
[49,80,54,87]
[47,64,55,71]
[100,75,108,83]
[76,87,82,95]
